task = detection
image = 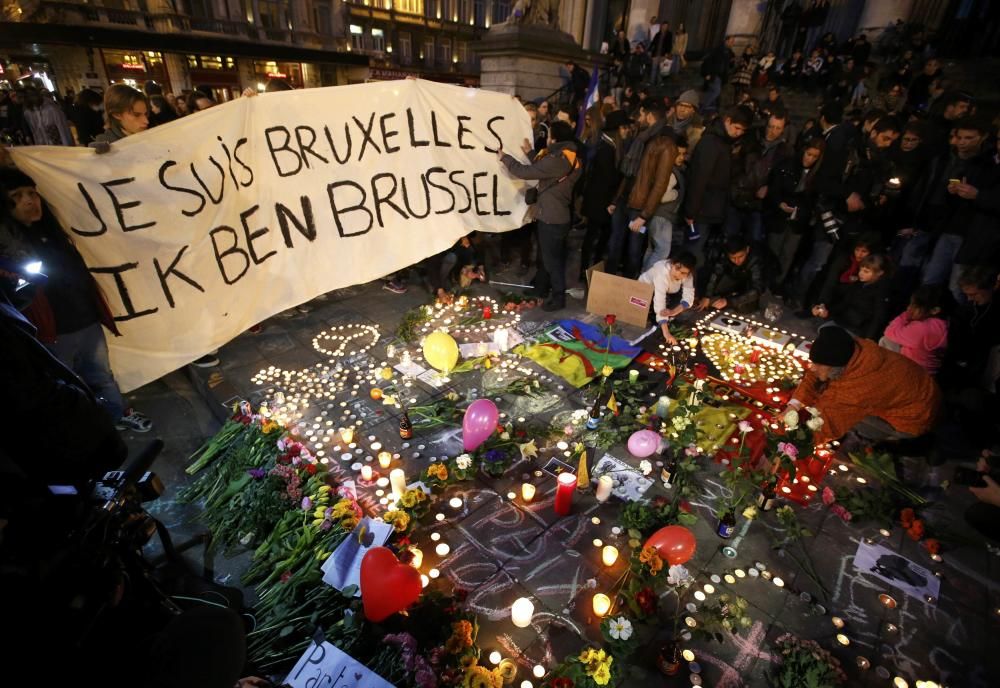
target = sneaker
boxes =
[116,409,152,433]
[383,280,408,294]
[192,354,220,368]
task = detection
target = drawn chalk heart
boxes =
[354,672,363,681]
[360,546,422,623]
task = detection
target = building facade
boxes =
[0,0,368,98]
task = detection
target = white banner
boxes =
[11,80,532,391]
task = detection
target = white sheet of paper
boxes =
[285,640,396,688]
[321,517,394,596]
[853,540,940,602]
[459,342,500,358]
[417,368,448,387]
[394,360,427,378]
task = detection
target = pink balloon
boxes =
[627,429,660,458]
[463,399,499,452]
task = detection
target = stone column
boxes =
[163,52,191,93]
[724,0,765,49]
[857,0,914,37]
[570,0,586,45]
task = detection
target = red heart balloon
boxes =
[644,525,697,566]
[360,546,423,622]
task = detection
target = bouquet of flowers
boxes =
[546,647,617,687]
[769,633,847,687]
[766,405,825,479]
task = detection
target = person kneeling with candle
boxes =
[639,251,696,345]
[694,236,764,314]
[786,326,941,446]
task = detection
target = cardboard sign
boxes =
[585,262,654,328]
[285,640,396,688]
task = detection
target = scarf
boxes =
[621,118,665,178]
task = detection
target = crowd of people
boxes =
[2,16,999,539]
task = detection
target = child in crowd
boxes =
[881,285,949,375]
[811,254,892,340]
[638,251,697,345]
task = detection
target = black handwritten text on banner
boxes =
[11,80,532,391]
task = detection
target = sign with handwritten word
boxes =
[285,640,395,688]
[11,80,531,391]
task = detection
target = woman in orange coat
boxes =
[788,326,941,444]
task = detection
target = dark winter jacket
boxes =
[704,252,765,299]
[827,278,892,341]
[581,134,622,220]
[683,119,737,224]
[765,155,819,232]
[502,141,582,225]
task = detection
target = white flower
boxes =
[608,617,633,641]
[585,578,598,589]
[667,564,691,587]
[783,408,800,430]
[501,432,510,440]
[572,409,589,421]
[239,532,254,546]
[456,454,472,470]
[639,460,653,476]
[672,416,692,431]
[738,420,753,434]
[806,416,825,432]
[805,406,820,417]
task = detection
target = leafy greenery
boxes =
[769,634,847,687]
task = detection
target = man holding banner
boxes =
[499,120,582,312]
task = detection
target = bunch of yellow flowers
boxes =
[382,510,410,532]
[578,647,613,686]
[399,487,428,509]
[426,462,449,482]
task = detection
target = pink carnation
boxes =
[778,441,798,460]
[822,486,836,507]
[830,504,853,522]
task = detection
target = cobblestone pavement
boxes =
[124,255,1000,687]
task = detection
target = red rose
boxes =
[679,500,692,513]
[693,363,709,380]
[551,678,574,688]
[304,462,317,475]
[605,314,617,326]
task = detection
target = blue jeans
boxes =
[703,77,722,112]
[797,239,835,298]
[921,233,963,292]
[605,207,648,278]
[642,216,673,273]
[47,322,125,421]
[724,207,764,245]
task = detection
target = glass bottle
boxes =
[399,412,413,440]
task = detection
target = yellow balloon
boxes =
[423,330,459,373]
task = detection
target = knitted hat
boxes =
[677,89,700,108]
[603,110,632,130]
[0,166,35,192]
[809,327,856,367]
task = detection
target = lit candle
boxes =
[835,633,850,646]
[449,497,463,509]
[339,427,354,444]
[532,666,545,679]
[409,547,423,568]
[592,593,611,617]
[831,616,845,629]
[389,468,407,497]
[602,545,619,567]
[435,543,450,556]
[595,475,614,503]
[360,465,373,481]
[511,597,534,628]
[629,369,639,384]
[378,451,392,468]
[521,483,536,502]
[554,472,576,516]
[682,649,696,662]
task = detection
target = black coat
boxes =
[683,119,735,224]
[765,156,818,232]
[581,136,621,220]
[827,278,891,340]
[813,122,860,199]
